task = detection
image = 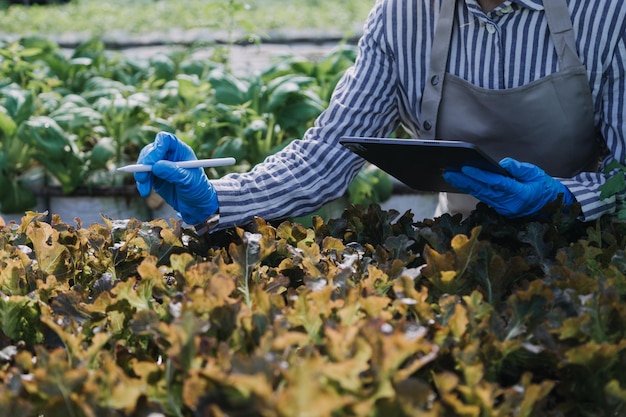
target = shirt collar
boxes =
[465,0,544,12]
[465,0,544,20]
[509,0,544,11]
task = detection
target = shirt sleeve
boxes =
[561,29,626,221]
[209,0,402,230]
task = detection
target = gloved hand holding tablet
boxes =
[340,137,573,218]
[339,137,511,193]
[443,157,574,218]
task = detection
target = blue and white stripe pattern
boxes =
[211,0,626,229]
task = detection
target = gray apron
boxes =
[419,0,601,217]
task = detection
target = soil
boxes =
[118,41,348,77]
[50,28,361,76]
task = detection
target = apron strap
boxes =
[542,0,582,70]
[420,0,456,139]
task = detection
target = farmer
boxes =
[134,0,625,234]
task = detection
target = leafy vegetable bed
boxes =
[0,202,625,416]
[0,36,364,214]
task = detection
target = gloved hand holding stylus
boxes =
[443,157,574,218]
[134,132,218,225]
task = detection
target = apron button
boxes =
[431,75,440,86]
[423,120,432,131]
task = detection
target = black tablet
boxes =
[339,136,511,193]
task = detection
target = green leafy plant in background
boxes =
[348,163,394,206]
[0,38,59,213]
[599,159,626,220]
[0,84,38,213]
[0,36,159,211]
[0,34,392,215]
[196,67,327,165]
[0,83,84,212]
[0,0,373,38]
[185,45,393,201]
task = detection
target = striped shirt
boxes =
[211,0,626,229]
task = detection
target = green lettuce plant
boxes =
[0,82,84,212]
[0,35,392,215]
[0,202,625,416]
[599,159,626,220]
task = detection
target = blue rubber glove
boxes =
[134,132,218,225]
[443,157,574,218]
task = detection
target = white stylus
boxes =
[117,157,236,173]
